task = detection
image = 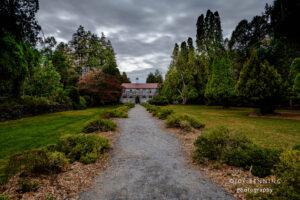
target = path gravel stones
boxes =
[80,105,233,200]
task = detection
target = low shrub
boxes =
[47,151,69,172]
[179,120,192,132]
[193,126,282,177]
[5,150,50,179]
[270,150,300,199]
[83,95,92,106]
[82,119,116,133]
[123,102,135,108]
[101,106,129,118]
[22,96,54,107]
[0,195,10,200]
[166,114,205,130]
[53,134,110,163]
[4,149,70,181]
[73,97,87,110]
[17,179,39,193]
[157,108,174,119]
[293,144,300,151]
[148,95,169,105]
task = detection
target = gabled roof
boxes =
[122,83,159,89]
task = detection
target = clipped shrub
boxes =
[166,114,205,130]
[270,150,300,199]
[82,119,117,133]
[149,95,169,105]
[47,151,69,172]
[53,134,110,163]
[179,120,192,132]
[101,106,129,118]
[17,179,39,193]
[157,108,174,119]
[5,150,49,179]
[193,126,282,177]
[193,127,230,163]
[247,146,282,177]
[123,102,135,108]
[0,195,10,200]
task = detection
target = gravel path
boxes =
[80,105,233,200]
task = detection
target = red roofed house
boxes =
[120,83,159,103]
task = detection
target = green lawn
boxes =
[0,105,118,176]
[167,105,300,149]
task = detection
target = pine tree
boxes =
[120,72,131,83]
[205,57,235,107]
[236,49,282,114]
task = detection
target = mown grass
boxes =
[166,105,300,149]
[0,105,119,180]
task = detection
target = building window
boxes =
[130,96,133,98]
[123,95,127,98]
[130,89,132,92]
[149,90,152,93]
[149,96,152,98]
[142,96,146,98]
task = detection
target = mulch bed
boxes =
[0,130,119,200]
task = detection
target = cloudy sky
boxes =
[37,0,271,82]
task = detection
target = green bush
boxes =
[17,179,39,193]
[67,86,80,104]
[193,127,230,163]
[53,134,110,163]
[179,120,192,132]
[82,119,116,133]
[293,144,300,151]
[247,147,282,177]
[193,126,281,177]
[22,96,54,106]
[5,150,50,179]
[101,106,129,118]
[157,108,174,119]
[148,95,169,105]
[73,97,87,110]
[83,95,92,106]
[123,102,135,108]
[47,151,69,172]
[0,195,10,200]
[270,150,300,199]
[166,114,205,130]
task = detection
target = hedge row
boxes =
[82,103,135,133]
[141,103,205,131]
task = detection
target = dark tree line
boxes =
[162,0,300,113]
[0,0,130,108]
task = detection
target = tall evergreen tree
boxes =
[236,49,282,114]
[120,72,131,83]
[205,57,235,107]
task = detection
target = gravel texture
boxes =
[80,105,233,200]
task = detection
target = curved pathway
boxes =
[80,105,233,200]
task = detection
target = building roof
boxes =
[122,83,159,89]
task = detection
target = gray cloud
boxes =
[37,0,271,82]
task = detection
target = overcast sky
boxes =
[37,0,271,82]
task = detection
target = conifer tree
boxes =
[205,57,235,107]
[236,49,282,114]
